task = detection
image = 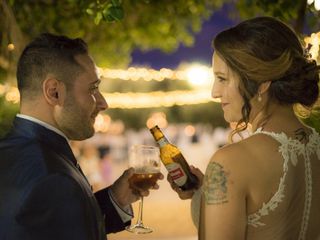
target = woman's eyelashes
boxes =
[216,75,227,83]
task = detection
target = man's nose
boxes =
[96,91,108,111]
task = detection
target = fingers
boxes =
[132,188,149,197]
[123,167,134,179]
[166,172,196,200]
[152,183,160,190]
[159,172,165,180]
[190,165,204,186]
[190,165,202,176]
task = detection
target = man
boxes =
[0,33,158,240]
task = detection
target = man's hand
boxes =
[110,168,164,208]
[167,166,203,200]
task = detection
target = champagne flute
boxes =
[126,145,161,234]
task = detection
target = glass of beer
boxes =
[126,145,161,234]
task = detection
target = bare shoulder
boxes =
[203,141,252,205]
[219,133,280,159]
[209,134,267,169]
[204,133,280,202]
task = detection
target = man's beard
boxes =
[57,96,95,140]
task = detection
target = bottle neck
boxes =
[157,136,169,148]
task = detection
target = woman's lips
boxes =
[221,103,229,108]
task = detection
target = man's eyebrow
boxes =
[90,79,101,85]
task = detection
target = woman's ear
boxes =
[258,81,271,95]
[42,78,65,106]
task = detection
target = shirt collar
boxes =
[16,114,69,141]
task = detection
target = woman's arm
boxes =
[199,149,247,240]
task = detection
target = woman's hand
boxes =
[167,166,204,200]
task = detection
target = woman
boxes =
[170,17,320,239]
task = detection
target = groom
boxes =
[0,33,157,240]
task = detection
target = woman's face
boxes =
[212,52,244,123]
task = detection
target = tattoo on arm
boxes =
[294,128,308,142]
[203,162,229,205]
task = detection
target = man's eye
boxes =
[90,86,99,93]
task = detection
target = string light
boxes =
[186,65,212,86]
[102,90,213,109]
[146,112,168,129]
[7,44,15,51]
[0,84,215,107]
[99,65,213,83]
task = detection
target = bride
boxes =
[169,16,320,240]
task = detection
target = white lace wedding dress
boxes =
[191,127,320,239]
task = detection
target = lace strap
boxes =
[298,154,312,240]
[248,128,318,239]
[247,129,291,227]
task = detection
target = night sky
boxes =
[131,3,239,70]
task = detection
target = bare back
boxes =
[245,127,320,240]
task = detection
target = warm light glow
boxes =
[146,112,168,129]
[108,120,125,135]
[184,125,195,137]
[99,64,213,86]
[0,83,217,108]
[99,66,187,82]
[94,114,111,133]
[103,90,214,109]
[7,43,15,51]
[186,65,212,86]
[308,0,314,4]
[5,87,19,103]
[315,0,320,10]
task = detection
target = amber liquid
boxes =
[149,125,199,191]
[129,172,161,191]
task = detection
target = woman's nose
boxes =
[211,80,221,100]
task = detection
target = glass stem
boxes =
[137,197,144,225]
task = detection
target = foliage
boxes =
[0,0,224,133]
[3,0,222,68]
[0,96,18,138]
[235,0,320,34]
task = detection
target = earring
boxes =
[258,92,262,102]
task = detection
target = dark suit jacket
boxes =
[0,117,130,240]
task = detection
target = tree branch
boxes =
[294,0,307,34]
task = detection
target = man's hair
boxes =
[17,33,88,100]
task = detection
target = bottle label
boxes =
[166,162,187,186]
[157,138,168,148]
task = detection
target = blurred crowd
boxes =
[71,124,231,192]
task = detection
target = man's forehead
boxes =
[75,54,95,68]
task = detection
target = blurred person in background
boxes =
[0,33,162,240]
[169,16,320,240]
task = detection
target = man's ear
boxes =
[42,78,65,106]
[258,81,271,95]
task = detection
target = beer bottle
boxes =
[149,125,199,191]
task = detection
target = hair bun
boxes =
[270,58,319,106]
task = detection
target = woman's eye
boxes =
[217,76,226,82]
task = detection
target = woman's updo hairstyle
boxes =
[213,16,319,135]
